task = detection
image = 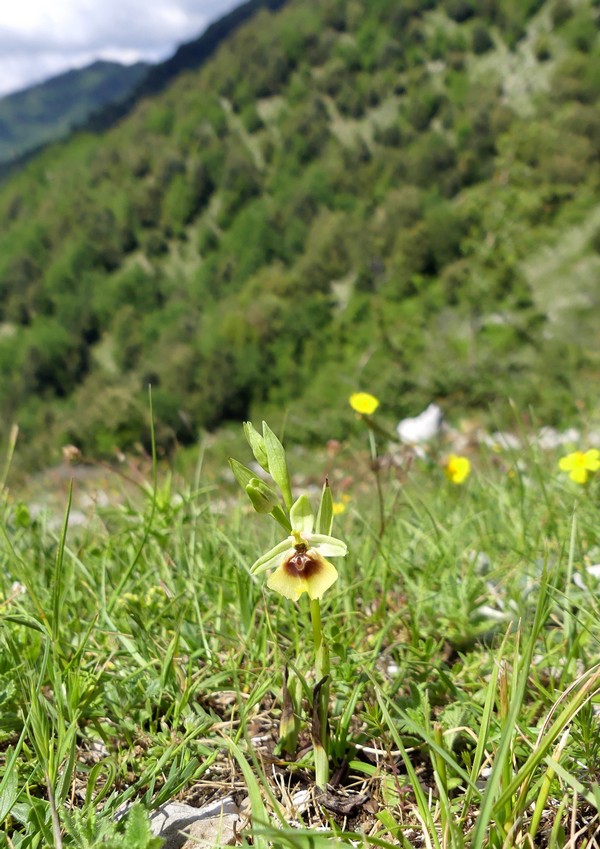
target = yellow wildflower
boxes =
[444,454,471,484]
[332,494,351,516]
[558,449,600,484]
[349,392,380,415]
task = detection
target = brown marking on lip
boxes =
[283,550,322,579]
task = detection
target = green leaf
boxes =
[290,495,314,533]
[227,740,272,849]
[0,758,18,821]
[2,614,47,634]
[229,458,256,491]
[245,478,281,514]
[122,804,163,848]
[243,421,269,471]
[262,422,293,510]
[316,480,333,536]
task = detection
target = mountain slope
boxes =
[0,61,149,166]
[0,0,599,468]
[0,0,289,174]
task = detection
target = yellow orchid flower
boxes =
[559,449,600,484]
[251,495,347,601]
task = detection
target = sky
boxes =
[0,0,242,97]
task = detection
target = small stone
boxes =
[180,814,239,848]
[149,798,241,849]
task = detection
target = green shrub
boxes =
[472,23,494,55]
[240,103,264,133]
[588,224,600,254]
[280,97,330,165]
[446,0,475,23]
[534,35,552,61]
[551,0,573,28]
[565,13,598,53]
[335,79,367,117]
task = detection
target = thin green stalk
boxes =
[106,387,158,614]
[528,728,570,840]
[471,565,553,849]
[432,723,457,849]
[497,660,514,833]
[0,423,18,491]
[561,509,577,681]
[310,598,330,787]
[548,794,569,849]
[368,428,386,538]
[375,689,442,849]
[310,598,329,682]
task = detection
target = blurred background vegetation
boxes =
[0,0,599,471]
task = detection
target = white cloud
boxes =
[0,0,241,97]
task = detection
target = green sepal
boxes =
[251,538,291,575]
[243,421,269,472]
[262,422,293,510]
[316,479,333,536]
[306,533,347,557]
[290,495,314,534]
[245,478,280,514]
[228,457,256,491]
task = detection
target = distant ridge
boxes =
[0,0,289,179]
[0,60,149,166]
[79,0,288,133]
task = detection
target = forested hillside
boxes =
[0,0,287,175]
[0,0,599,468]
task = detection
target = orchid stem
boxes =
[310,598,330,787]
[310,599,326,675]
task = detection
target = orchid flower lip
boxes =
[267,546,340,600]
[251,529,347,576]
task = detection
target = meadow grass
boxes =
[0,427,599,847]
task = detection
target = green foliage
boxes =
[471,22,495,55]
[445,0,476,23]
[551,0,574,28]
[0,0,599,467]
[534,34,553,61]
